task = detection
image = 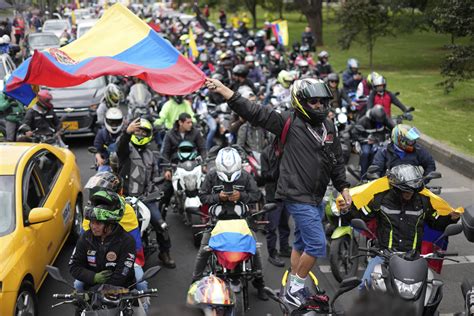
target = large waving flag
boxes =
[5,3,205,105]
[271,20,289,46]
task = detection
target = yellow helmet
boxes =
[277,70,296,89]
[130,118,153,146]
[290,78,332,125]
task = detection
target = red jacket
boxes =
[373,93,392,116]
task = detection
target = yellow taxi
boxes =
[0,142,83,316]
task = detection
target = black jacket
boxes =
[352,114,395,143]
[199,169,261,215]
[93,127,120,158]
[371,143,436,177]
[69,225,136,289]
[347,190,457,252]
[22,105,60,135]
[162,126,207,163]
[227,93,350,205]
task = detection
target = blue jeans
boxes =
[360,143,376,179]
[206,115,217,150]
[145,201,171,252]
[360,256,384,290]
[266,201,290,253]
[284,202,326,258]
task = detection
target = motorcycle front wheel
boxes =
[329,235,359,283]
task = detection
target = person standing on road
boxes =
[204,77,352,307]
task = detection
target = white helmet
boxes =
[104,108,124,135]
[215,147,242,183]
[2,35,10,44]
[105,83,122,108]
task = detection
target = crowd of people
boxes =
[0,2,464,315]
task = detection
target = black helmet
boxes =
[85,190,125,223]
[327,73,339,83]
[232,64,249,77]
[290,78,333,126]
[368,105,386,123]
[388,164,424,193]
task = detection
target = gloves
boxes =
[93,270,113,284]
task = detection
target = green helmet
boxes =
[85,190,125,223]
[277,70,295,89]
[178,140,198,161]
[131,118,153,146]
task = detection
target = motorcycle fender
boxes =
[137,200,151,236]
[331,226,352,239]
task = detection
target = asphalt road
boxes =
[38,137,474,316]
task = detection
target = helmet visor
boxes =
[106,118,123,128]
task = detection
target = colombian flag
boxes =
[271,20,289,46]
[5,3,205,105]
[209,219,256,270]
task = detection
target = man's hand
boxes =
[126,118,141,135]
[353,73,362,81]
[204,78,235,100]
[202,165,208,174]
[164,170,172,181]
[450,211,461,221]
[93,270,113,284]
[95,153,105,166]
[219,191,228,202]
[228,190,241,202]
[25,130,33,137]
[337,188,352,211]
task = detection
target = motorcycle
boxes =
[264,274,361,315]
[46,265,160,316]
[16,125,68,148]
[192,202,277,314]
[323,186,360,283]
[351,218,463,315]
[126,83,158,122]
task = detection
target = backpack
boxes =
[262,115,292,182]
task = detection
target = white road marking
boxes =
[443,255,474,265]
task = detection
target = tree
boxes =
[337,0,393,70]
[294,0,324,46]
[243,0,259,29]
[429,0,474,92]
[429,0,474,44]
[263,0,284,20]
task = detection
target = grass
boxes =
[205,6,474,155]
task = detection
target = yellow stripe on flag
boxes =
[189,28,199,58]
[210,219,252,237]
[62,3,150,61]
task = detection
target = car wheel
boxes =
[15,281,38,316]
[69,195,83,243]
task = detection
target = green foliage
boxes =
[438,44,474,93]
[336,0,393,69]
[429,0,474,42]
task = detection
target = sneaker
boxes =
[279,246,292,258]
[256,287,269,301]
[268,252,285,267]
[285,287,313,307]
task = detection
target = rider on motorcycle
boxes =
[230,64,258,95]
[370,124,436,178]
[117,118,176,268]
[367,75,409,117]
[294,45,315,68]
[342,58,362,94]
[193,147,268,301]
[154,95,195,130]
[21,90,61,137]
[69,190,136,289]
[351,105,395,180]
[96,83,122,126]
[93,108,124,171]
[315,50,333,79]
[343,164,460,287]
[245,54,265,85]
[326,73,357,110]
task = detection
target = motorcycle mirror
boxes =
[436,224,463,243]
[88,146,98,154]
[424,171,442,181]
[142,265,161,281]
[46,265,75,289]
[407,106,415,112]
[330,277,361,311]
[351,219,370,233]
[262,203,277,213]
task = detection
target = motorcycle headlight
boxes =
[183,174,197,191]
[394,279,422,299]
[337,113,348,124]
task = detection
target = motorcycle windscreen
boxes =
[209,219,257,269]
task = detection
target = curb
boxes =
[418,133,474,179]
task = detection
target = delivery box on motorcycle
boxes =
[462,205,474,242]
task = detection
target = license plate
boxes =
[62,121,79,130]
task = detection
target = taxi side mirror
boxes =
[28,207,54,225]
